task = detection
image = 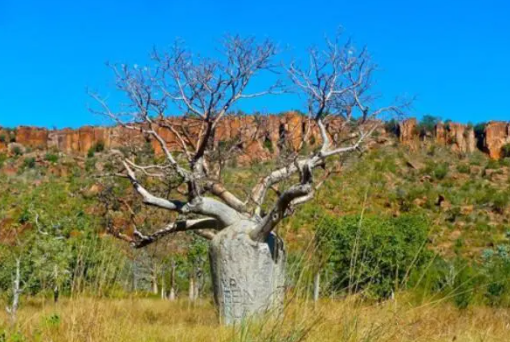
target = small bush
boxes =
[417,115,441,137]
[452,262,477,309]
[12,146,23,156]
[263,138,274,153]
[486,159,501,170]
[433,163,449,180]
[457,164,470,174]
[0,153,6,168]
[23,157,36,169]
[502,144,510,158]
[85,157,96,171]
[94,141,105,152]
[317,213,431,299]
[44,153,59,163]
[384,119,399,136]
[492,192,509,214]
[87,141,106,158]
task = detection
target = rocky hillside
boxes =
[1,113,509,162]
[398,118,510,159]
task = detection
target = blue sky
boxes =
[0,0,508,128]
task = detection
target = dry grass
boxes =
[1,295,510,342]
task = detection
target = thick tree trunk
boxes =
[209,220,286,325]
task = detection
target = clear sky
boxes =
[0,0,508,128]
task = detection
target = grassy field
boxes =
[1,295,510,342]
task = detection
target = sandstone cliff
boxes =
[2,114,509,161]
[484,122,510,159]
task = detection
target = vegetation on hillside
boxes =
[0,121,510,339]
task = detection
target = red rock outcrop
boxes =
[398,118,417,145]
[16,126,49,150]
[3,115,509,161]
[446,123,476,154]
[485,122,510,159]
[435,123,447,145]
[0,128,9,152]
[434,122,475,153]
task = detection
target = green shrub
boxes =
[85,157,96,171]
[452,261,477,309]
[417,115,441,137]
[502,144,510,158]
[0,153,6,168]
[482,245,510,306]
[87,141,106,158]
[433,163,449,180]
[486,159,501,170]
[384,119,399,136]
[44,153,59,163]
[263,138,274,153]
[12,146,23,156]
[95,141,105,152]
[492,192,509,214]
[23,157,36,169]
[456,164,470,174]
[316,213,431,299]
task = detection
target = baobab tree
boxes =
[91,34,405,324]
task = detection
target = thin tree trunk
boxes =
[152,266,159,294]
[6,258,22,324]
[161,271,166,299]
[313,270,321,303]
[189,271,196,302]
[194,267,201,300]
[133,262,138,291]
[169,261,176,301]
[53,265,59,303]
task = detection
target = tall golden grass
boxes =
[1,295,509,342]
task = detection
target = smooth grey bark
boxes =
[209,220,286,325]
[6,258,22,324]
[152,273,159,294]
[169,261,176,301]
[189,273,196,301]
[313,270,320,303]
[161,272,166,299]
[194,267,201,300]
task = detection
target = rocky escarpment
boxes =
[484,122,510,159]
[0,112,344,163]
[1,114,509,161]
[398,118,509,159]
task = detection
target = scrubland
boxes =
[2,125,510,341]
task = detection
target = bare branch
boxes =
[123,160,186,211]
[204,181,248,213]
[250,162,314,242]
[109,218,219,248]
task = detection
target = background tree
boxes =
[91,33,405,324]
